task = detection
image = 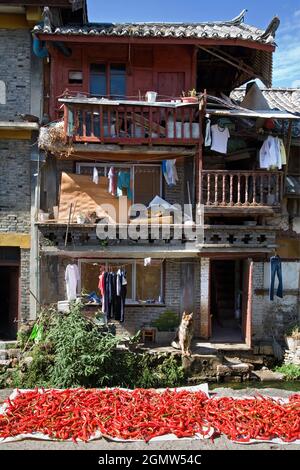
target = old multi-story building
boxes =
[2,4,299,353]
[0,0,86,340]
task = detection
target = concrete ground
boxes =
[0,387,299,450]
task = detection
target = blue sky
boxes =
[87,0,300,88]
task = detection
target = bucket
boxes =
[145,91,157,103]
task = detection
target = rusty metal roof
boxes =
[33,10,279,46]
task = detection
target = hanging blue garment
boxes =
[117,171,132,200]
[269,255,283,300]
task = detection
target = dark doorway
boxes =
[0,266,19,339]
[210,260,244,342]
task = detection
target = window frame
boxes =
[75,162,163,204]
[89,62,127,99]
[78,258,164,305]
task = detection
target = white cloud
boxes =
[292,79,300,87]
[273,12,300,87]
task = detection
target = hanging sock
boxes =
[92,166,99,184]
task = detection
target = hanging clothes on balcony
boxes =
[108,166,117,196]
[92,166,99,184]
[117,170,132,199]
[259,135,284,169]
[98,267,127,322]
[162,159,178,187]
[204,118,212,147]
[269,255,283,300]
[210,124,230,154]
[65,263,80,301]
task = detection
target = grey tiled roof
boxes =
[231,88,300,114]
[33,11,278,45]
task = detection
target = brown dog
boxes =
[171,312,194,356]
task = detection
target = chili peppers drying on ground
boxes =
[0,388,209,442]
[0,388,299,443]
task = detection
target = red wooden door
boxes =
[242,259,253,347]
[157,72,185,100]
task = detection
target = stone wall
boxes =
[0,29,31,120]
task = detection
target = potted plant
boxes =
[181,89,198,103]
[151,310,180,345]
[284,324,300,352]
[76,212,86,224]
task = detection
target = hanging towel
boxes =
[92,166,99,184]
[117,171,132,199]
[108,167,117,195]
[278,138,287,165]
[162,159,178,186]
[204,118,212,147]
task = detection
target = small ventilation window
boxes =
[68,71,83,84]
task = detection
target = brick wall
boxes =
[20,249,30,320]
[0,29,31,120]
[252,261,299,343]
[40,255,203,338]
[199,257,210,338]
[0,140,31,232]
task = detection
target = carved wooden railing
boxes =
[201,170,283,207]
[63,102,201,145]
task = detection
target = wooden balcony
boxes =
[63,100,201,145]
[201,170,283,214]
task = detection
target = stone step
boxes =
[0,340,18,350]
[217,361,254,378]
[0,350,8,360]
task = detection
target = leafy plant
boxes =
[285,324,300,340]
[1,303,185,390]
[182,88,197,97]
[151,310,180,331]
[275,364,300,381]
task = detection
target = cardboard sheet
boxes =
[58,173,130,223]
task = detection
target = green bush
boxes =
[275,364,300,381]
[1,303,185,389]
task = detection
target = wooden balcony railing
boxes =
[63,101,201,145]
[201,170,283,207]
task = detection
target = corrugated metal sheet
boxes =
[286,175,300,196]
[231,88,300,114]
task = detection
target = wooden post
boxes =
[283,120,293,193]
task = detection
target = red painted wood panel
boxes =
[49,43,194,119]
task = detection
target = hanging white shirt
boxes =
[210,124,230,154]
[65,264,80,301]
[259,136,282,169]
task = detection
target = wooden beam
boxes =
[0,13,28,29]
[0,129,32,140]
[197,45,264,83]
[25,6,42,26]
[0,233,31,249]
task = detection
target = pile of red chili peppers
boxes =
[0,388,299,443]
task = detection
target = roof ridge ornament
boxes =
[42,7,52,34]
[259,16,280,42]
[227,9,248,25]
